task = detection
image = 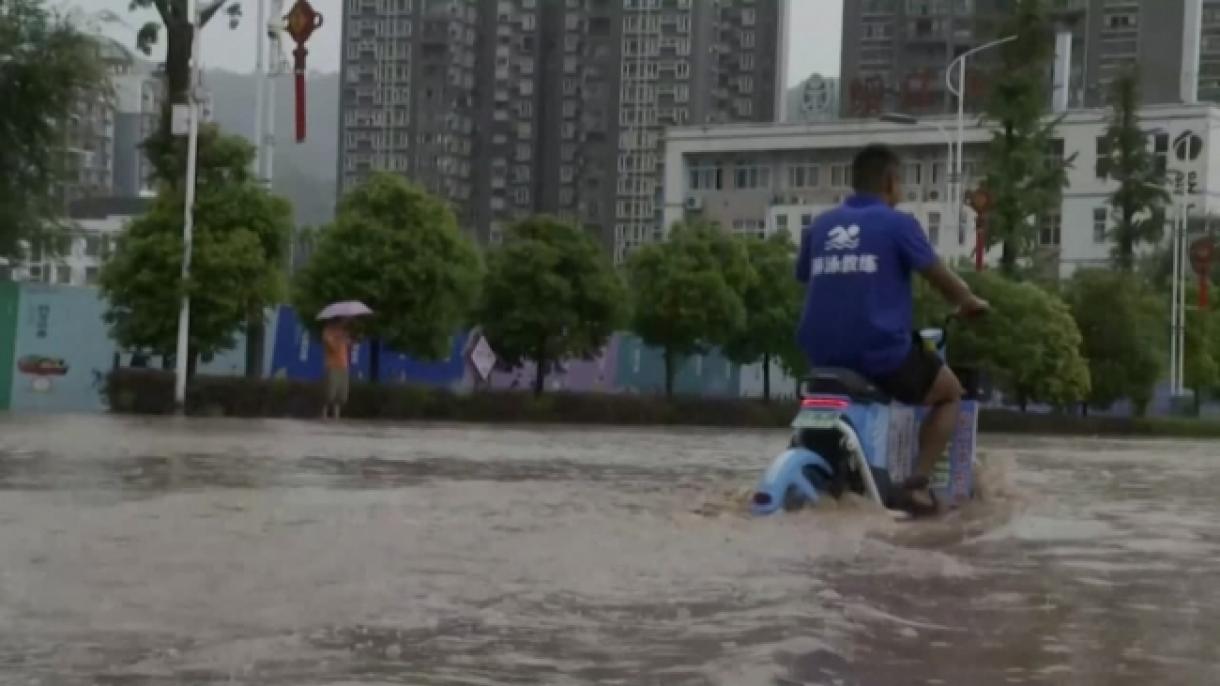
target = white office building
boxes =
[662,103,1220,278]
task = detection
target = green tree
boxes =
[127,0,242,185]
[1064,270,1164,415]
[980,0,1072,274]
[722,233,803,402]
[1098,67,1170,271]
[475,216,625,396]
[626,222,753,397]
[1183,307,1219,415]
[0,0,106,256]
[951,271,1091,409]
[293,173,482,380]
[99,134,291,374]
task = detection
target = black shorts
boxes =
[870,334,944,405]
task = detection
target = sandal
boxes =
[892,475,939,518]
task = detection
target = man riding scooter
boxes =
[796,144,988,516]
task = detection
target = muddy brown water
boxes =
[1,414,1219,685]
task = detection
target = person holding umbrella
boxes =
[317,301,372,420]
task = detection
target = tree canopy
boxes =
[99,132,291,369]
[980,0,1072,273]
[722,233,804,401]
[1064,270,1164,414]
[626,221,753,396]
[951,271,1091,408]
[0,0,107,257]
[1099,67,1170,271]
[475,216,626,395]
[293,173,483,374]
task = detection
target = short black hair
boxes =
[852,144,901,194]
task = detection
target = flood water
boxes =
[1,414,1219,685]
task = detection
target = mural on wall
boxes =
[2,285,1212,417]
[268,307,468,389]
[9,286,119,413]
[488,336,621,394]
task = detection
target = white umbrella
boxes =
[317,300,373,321]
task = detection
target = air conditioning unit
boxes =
[926,189,941,201]
[684,195,703,211]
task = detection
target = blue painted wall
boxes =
[267,306,468,388]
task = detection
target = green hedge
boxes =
[104,369,1220,437]
[103,369,796,427]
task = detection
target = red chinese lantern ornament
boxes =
[284,0,324,142]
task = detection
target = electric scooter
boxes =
[750,323,981,517]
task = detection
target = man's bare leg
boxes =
[914,366,964,478]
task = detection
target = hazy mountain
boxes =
[202,69,339,228]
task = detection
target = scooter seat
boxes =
[804,368,892,404]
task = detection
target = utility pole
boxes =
[173,0,203,412]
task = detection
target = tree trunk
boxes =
[370,339,381,384]
[762,352,772,403]
[533,338,547,397]
[165,20,194,107]
[664,348,675,398]
[245,311,265,379]
[1001,239,1018,274]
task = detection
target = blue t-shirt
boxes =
[795,194,938,377]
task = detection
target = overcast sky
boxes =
[68,0,841,84]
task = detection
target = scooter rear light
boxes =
[800,396,849,410]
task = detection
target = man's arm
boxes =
[895,214,988,314]
[921,261,974,307]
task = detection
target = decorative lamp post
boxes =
[1190,236,1215,309]
[284,0,323,142]
[965,186,991,272]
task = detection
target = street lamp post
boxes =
[945,35,1018,263]
[879,113,955,240]
[173,0,203,412]
[1143,173,1190,397]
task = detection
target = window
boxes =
[84,235,101,257]
[734,164,770,189]
[1093,207,1108,243]
[1105,12,1137,30]
[85,266,99,286]
[800,213,813,227]
[56,264,71,284]
[905,162,922,185]
[741,30,755,48]
[740,53,755,71]
[788,163,819,188]
[675,61,690,78]
[738,75,754,93]
[732,218,766,238]
[776,214,789,233]
[1096,136,1110,179]
[1153,132,1169,174]
[928,211,942,245]
[1039,211,1062,247]
[674,84,690,102]
[741,8,756,25]
[689,165,723,190]
[831,164,852,187]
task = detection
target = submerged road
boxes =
[1,414,1218,684]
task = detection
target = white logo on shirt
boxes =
[825,224,860,251]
